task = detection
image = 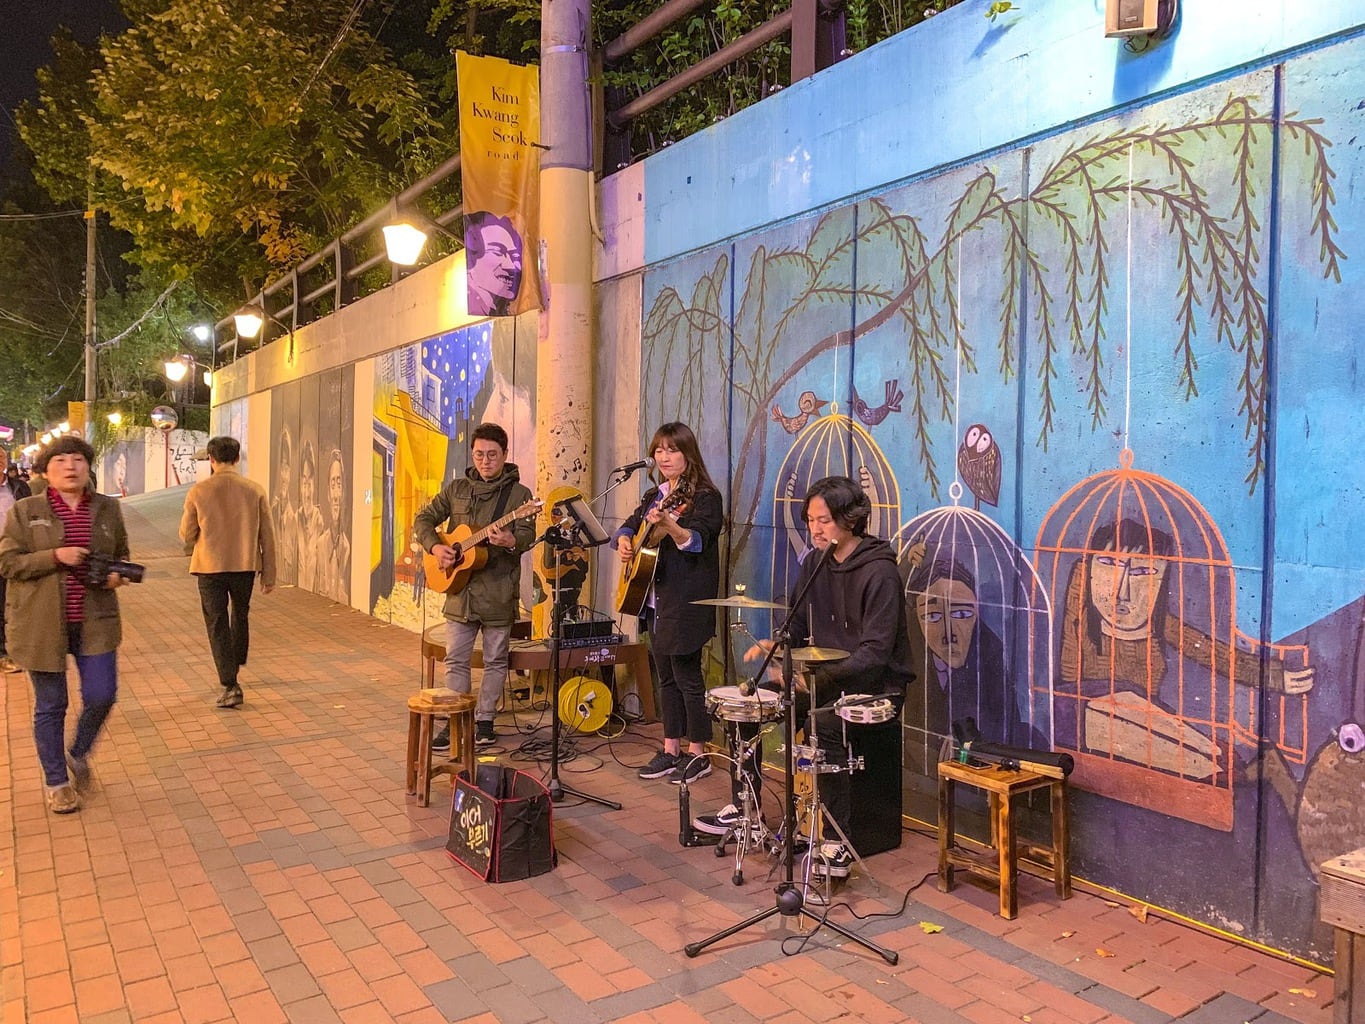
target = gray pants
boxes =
[444,619,511,723]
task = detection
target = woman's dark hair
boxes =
[35,435,96,473]
[1082,517,1175,645]
[299,439,316,480]
[647,421,719,495]
[802,475,872,536]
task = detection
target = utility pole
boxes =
[535,0,595,576]
[83,190,97,442]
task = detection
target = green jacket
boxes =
[412,464,535,626]
[0,491,129,671]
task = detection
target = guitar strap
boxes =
[489,480,513,530]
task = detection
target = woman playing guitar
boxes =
[615,422,724,785]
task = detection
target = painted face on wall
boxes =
[915,576,979,669]
[277,456,291,503]
[300,461,315,511]
[1089,549,1168,640]
[327,457,343,525]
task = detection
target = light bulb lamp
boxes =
[232,302,295,361]
[382,211,461,268]
[107,411,122,427]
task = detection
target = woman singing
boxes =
[616,422,723,784]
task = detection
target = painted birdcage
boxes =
[892,493,1054,779]
[1034,451,1309,832]
[770,410,900,609]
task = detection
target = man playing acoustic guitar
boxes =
[414,422,535,749]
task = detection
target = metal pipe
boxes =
[608,9,794,130]
[603,0,712,63]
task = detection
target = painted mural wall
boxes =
[632,48,1364,960]
[98,428,208,497]
[367,318,538,633]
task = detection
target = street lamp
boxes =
[233,307,265,339]
[190,323,212,344]
[164,355,191,383]
[107,411,122,427]
[382,213,461,267]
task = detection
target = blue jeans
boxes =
[30,623,118,787]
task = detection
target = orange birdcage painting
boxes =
[1035,450,1311,831]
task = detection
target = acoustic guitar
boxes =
[615,481,692,617]
[423,498,543,595]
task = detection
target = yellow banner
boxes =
[456,52,541,317]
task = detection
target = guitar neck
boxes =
[461,506,529,549]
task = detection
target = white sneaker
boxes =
[692,804,741,835]
[811,841,853,878]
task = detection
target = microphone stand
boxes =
[684,541,898,964]
[540,520,621,810]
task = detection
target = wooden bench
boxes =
[405,691,477,808]
[421,624,656,723]
[937,760,1071,919]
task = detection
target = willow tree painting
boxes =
[638,82,1343,577]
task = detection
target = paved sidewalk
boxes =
[1,487,1336,1024]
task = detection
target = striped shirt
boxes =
[47,487,91,624]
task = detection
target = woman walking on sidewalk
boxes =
[0,435,132,814]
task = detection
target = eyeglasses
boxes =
[471,450,503,460]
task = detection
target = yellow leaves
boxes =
[918,921,944,934]
[1129,904,1150,923]
[1288,988,1317,998]
[1095,948,1116,958]
[1059,930,1076,938]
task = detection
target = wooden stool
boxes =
[937,760,1071,919]
[405,692,477,808]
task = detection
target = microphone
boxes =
[613,456,656,476]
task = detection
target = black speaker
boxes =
[848,720,903,857]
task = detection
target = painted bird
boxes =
[851,379,904,426]
[771,390,828,434]
[957,423,1001,509]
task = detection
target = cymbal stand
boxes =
[684,544,897,964]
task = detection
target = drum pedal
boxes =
[678,780,721,848]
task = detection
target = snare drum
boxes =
[706,685,783,723]
[834,695,897,725]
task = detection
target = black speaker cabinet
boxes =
[848,720,903,857]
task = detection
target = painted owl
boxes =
[957,423,1001,510]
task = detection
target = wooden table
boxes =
[937,760,1071,919]
[421,625,656,723]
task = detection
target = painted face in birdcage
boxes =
[914,574,979,670]
[1088,549,1169,641]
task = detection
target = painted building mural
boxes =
[634,54,1364,960]
[367,319,537,632]
[98,428,208,497]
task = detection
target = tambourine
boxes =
[834,694,896,725]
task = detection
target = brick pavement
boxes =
[0,487,1336,1023]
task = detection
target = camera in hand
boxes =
[83,552,146,588]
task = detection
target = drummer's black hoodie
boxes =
[787,536,914,702]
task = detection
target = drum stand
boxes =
[713,722,777,884]
[791,716,873,901]
[684,546,897,964]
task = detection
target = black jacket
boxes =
[787,535,914,703]
[621,484,723,655]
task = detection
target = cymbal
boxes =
[693,595,786,610]
[789,646,849,663]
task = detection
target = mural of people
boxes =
[902,554,1030,775]
[296,440,325,590]
[465,211,524,317]
[313,447,350,604]
[272,427,299,586]
[1053,516,1314,791]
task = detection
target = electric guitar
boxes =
[615,480,693,617]
[422,498,543,595]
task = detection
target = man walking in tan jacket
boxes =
[179,436,276,708]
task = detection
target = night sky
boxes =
[0,0,126,186]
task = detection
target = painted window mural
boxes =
[635,56,1361,959]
